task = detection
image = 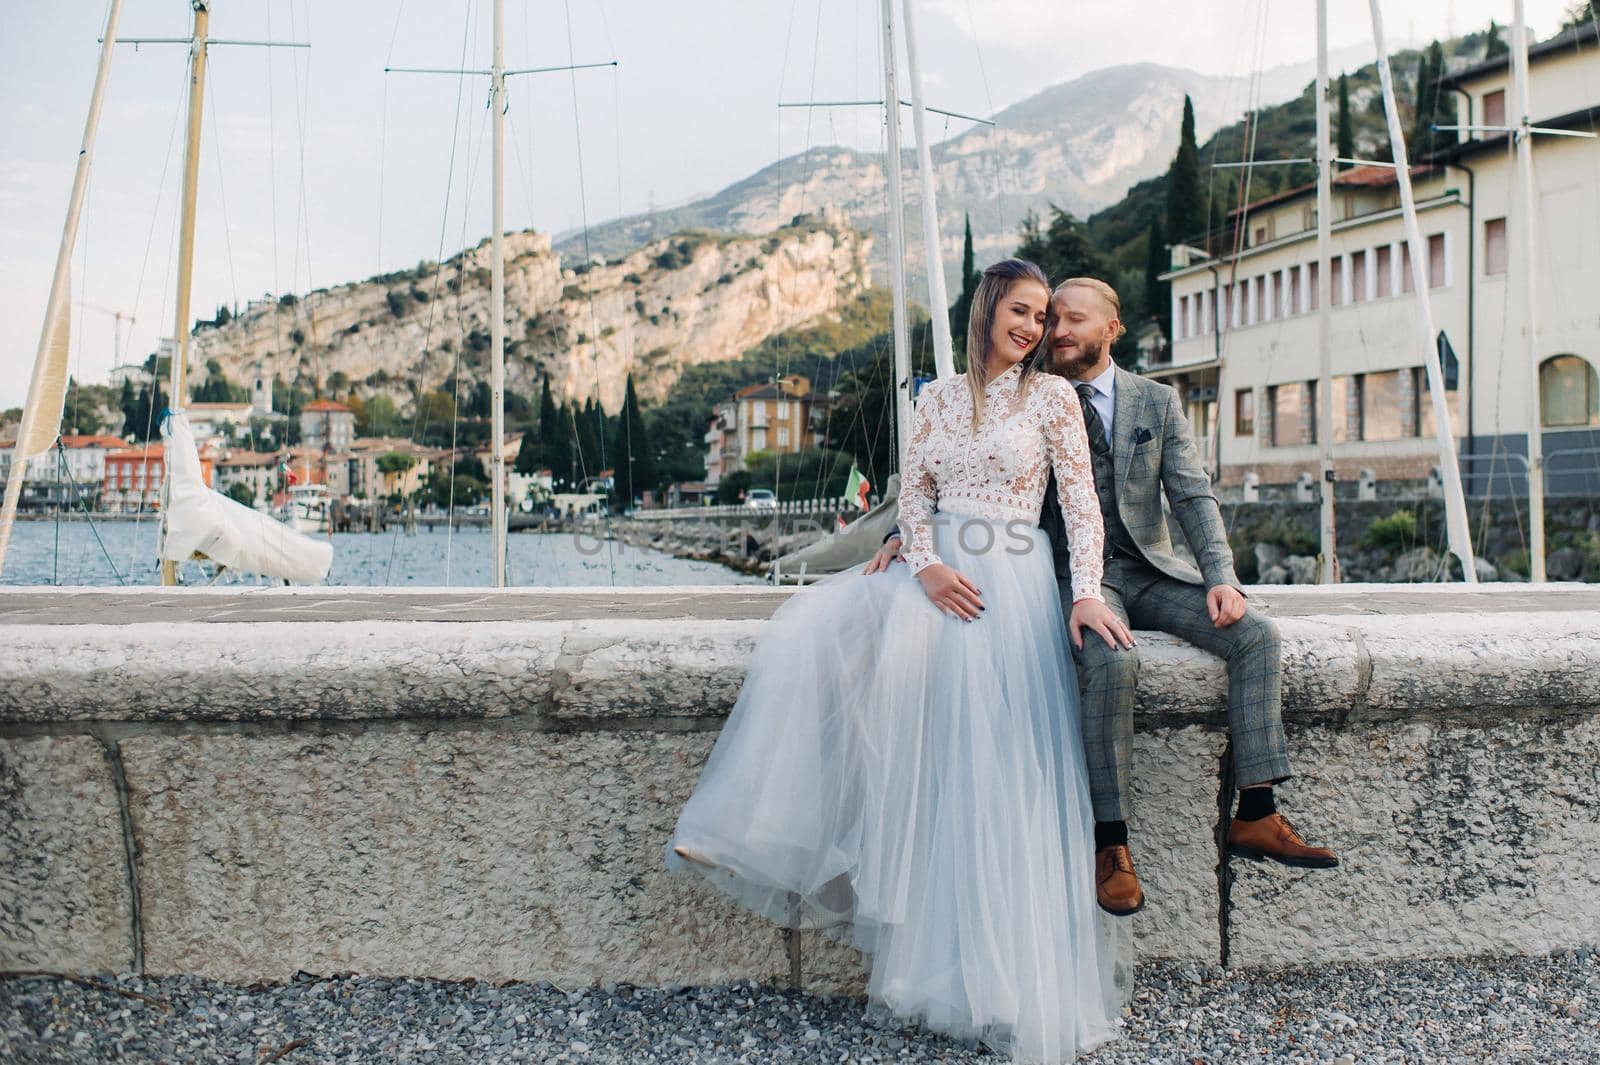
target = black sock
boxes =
[1094,820,1128,850]
[1235,787,1277,822]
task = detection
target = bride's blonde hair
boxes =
[964,258,1050,429]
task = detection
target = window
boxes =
[751,429,767,450]
[1290,266,1303,314]
[1331,256,1345,306]
[1254,225,1267,246]
[1351,250,1369,303]
[777,426,790,447]
[1485,218,1508,275]
[1540,355,1600,427]
[1361,371,1406,441]
[1268,383,1305,447]
[1178,295,1190,340]
[1308,262,1320,310]
[1375,245,1393,299]
[1235,389,1255,436]
[1483,89,1506,129]
[1428,234,1447,288]
[776,400,790,418]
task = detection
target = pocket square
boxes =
[1133,427,1154,445]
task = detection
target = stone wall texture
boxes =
[2,584,1597,985]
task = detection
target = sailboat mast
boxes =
[490,0,508,587]
[160,0,210,587]
[1511,0,1546,582]
[879,0,913,472]
[0,0,125,578]
[900,0,955,380]
[1365,0,1477,581]
[1313,0,1339,583]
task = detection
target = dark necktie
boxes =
[1075,383,1111,456]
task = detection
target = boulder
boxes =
[1284,555,1320,585]
[1254,543,1286,574]
[1547,547,1584,582]
[1392,547,1441,583]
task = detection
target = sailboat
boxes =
[0,0,332,586]
[771,0,972,581]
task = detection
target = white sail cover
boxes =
[159,411,333,583]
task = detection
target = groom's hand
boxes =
[864,535,904,575]
[1069,598,1135,651]
[1208,584,1247,628]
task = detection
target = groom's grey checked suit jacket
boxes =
[1037,367,1292,821]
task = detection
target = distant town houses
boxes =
[102,443,216,513]
[703,373,831,486]
[0,434,128,510]
[1156,22,1600,497]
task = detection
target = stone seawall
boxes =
[2,585,1598,991]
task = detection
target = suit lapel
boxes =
[1111,368,1143,490]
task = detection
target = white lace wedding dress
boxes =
[667,361,1118,1061]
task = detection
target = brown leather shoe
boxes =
[1095,844,1145,915]
[1227,813,1339,869]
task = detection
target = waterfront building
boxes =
[0,434,127,511]
[1155,22,1600,497]
[102,443,214,512]
[703,374,831,486]
[299,400,356,454]
[213,450,280,508]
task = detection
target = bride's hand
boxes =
[917,563,985,621]
[1068,598,1136,651]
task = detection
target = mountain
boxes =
[192,208,870,416]
[555,51,1382,287]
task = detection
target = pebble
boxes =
[1,952,1595,1063]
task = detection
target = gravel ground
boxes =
[2,951,1595,1064]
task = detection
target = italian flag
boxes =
[844,465,871,511]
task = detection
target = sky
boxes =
[0,0,1578,412]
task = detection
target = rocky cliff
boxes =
[193,208,870,414]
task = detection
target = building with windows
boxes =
[299,400,356,453]
[102,444,215,512]
[0,434,127,511]
[703,374,831,485]
[1156,22,1599,497]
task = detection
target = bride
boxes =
[667,258,1131,1062]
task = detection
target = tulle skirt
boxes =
[666,516,1119,1062]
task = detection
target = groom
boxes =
[870,276,1337,916]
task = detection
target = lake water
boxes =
[1,518,763,588]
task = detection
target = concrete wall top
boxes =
[3,583,1597,727]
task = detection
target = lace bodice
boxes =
[899,362,1105,603]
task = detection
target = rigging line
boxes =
[562,0,617,583]
[385,0,476,588]
[286,0,319,384]
[960,0,1005,237]
[206,63,242,315]
[127,58,190,384]
[442,91,494,585]
[58,440,126,585]
[776,0,804,161]
[377,0,410,272]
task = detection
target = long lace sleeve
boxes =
[898,381,946,576]
[1038,378,1105,603]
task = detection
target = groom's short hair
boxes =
[1053,277,1128,341]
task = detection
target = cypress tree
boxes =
[519,376,558,475]
[950,213,978,354]
[1485,21,1508,59]
[1164,95,1204,243]
[573,398,603,488]
[1143,215,1168,332]
[1409,42,1446,160]
[1336,73,1355,168]
[610,374,657,507]
[118,378,138,438]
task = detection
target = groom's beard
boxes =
[1047,338,1104,379]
